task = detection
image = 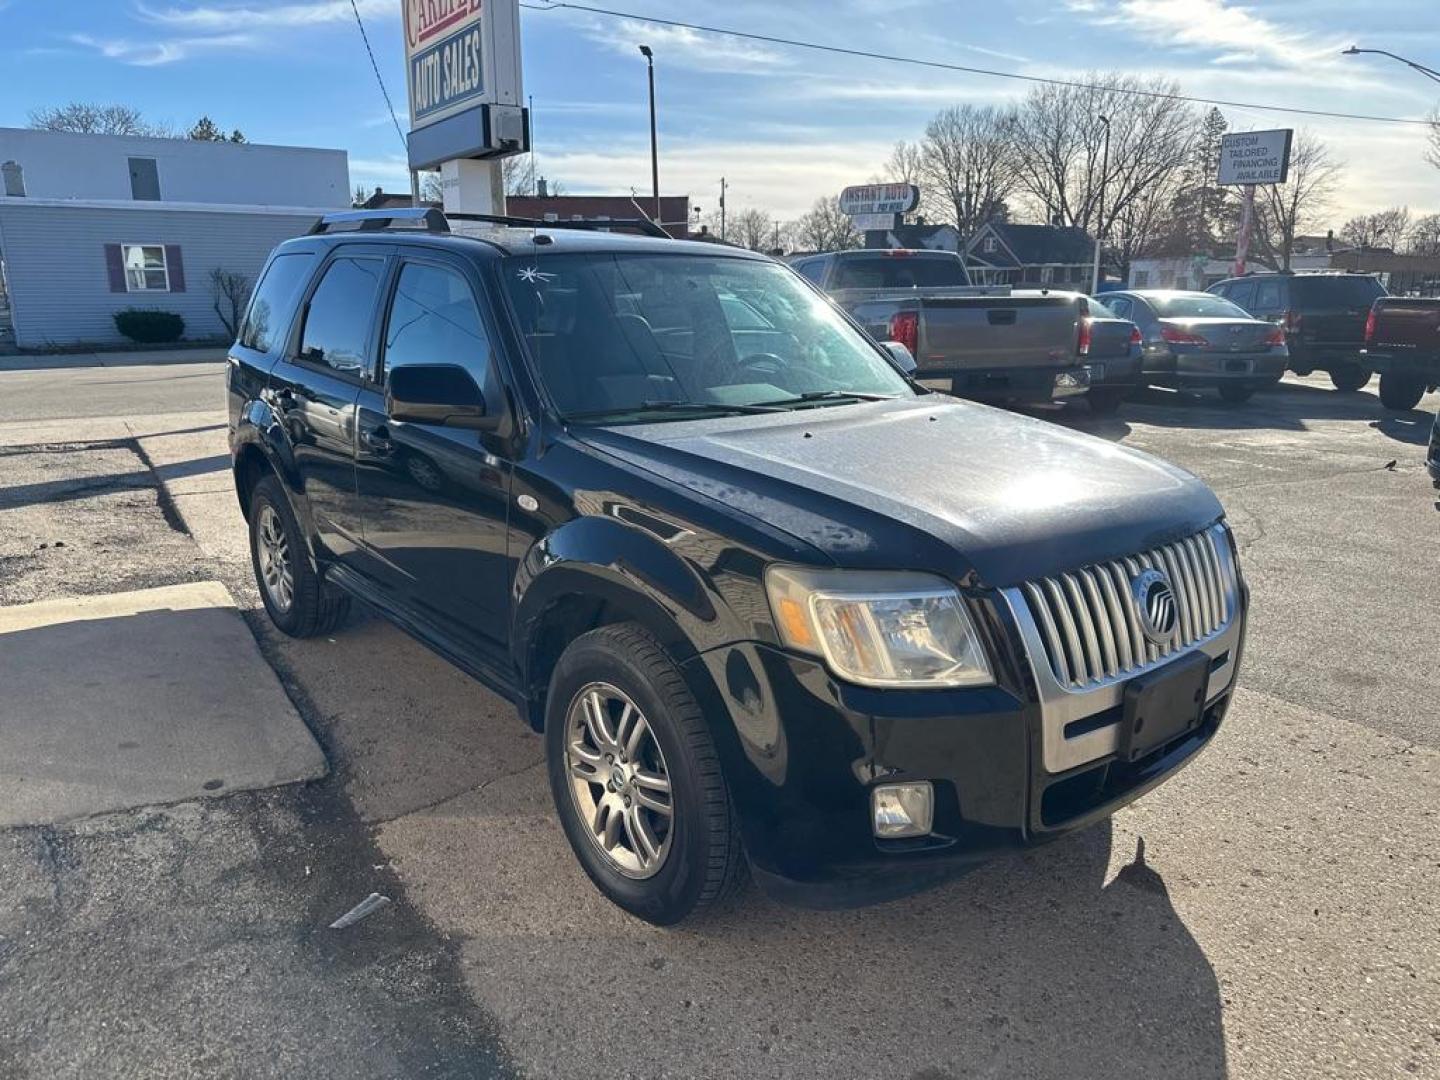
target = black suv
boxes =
[1207,272,1386,391]
[229,209,1248,924]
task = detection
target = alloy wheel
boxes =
[564,682,675,879]
[256,504,295,612]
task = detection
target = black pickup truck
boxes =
[229,209,1247,924]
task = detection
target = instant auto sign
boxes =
[406,0,486,126]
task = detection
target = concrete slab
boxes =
[0,581,326,826]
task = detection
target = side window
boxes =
[381,262,497,403]
[1227,282,1257,313]
[297,256,386,376]
[1254,280,1282,312]
[793,258,825,285]
[241,252,317,353]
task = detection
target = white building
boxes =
[0,129,349,350]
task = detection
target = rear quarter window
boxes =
[240,252,317,353]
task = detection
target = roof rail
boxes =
[308,207,449,235]
[447,212,671,240]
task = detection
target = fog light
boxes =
[871,782,934,838]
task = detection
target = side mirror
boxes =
[386,364,494,430]
[882,340,917,374]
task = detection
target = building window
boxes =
[1040,266,1053,283]
[983,236,998,254]
[128,157,161,201]
[123,245,169,291]
[1133,270,1150,287]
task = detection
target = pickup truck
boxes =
[791,249,1141,412]
[1361,296,1440,411]
[230,210,1247,924]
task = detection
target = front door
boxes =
[268,250,389,562]
[353,256,515,656]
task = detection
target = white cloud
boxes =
[1066,0,1346,67]
[69,31,256,66]
[135,0,392,31]
[582,17,789,74]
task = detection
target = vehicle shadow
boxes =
[388,760,1228,1080]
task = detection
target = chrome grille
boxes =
[1020,526,1235,688]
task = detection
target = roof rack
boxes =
[307,207,671,240]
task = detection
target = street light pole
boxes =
[638,45,660,224]
[1090,114,1110,295]
[1342,46,1440,84]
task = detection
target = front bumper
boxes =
[684,556,1249,908]
[918,364,1091,403]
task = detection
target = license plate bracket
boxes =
[1119,651,1210,762]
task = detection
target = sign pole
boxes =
[1234,184,1256,277]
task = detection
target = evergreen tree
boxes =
[188,116,224,141]
[1162,108,1234,252]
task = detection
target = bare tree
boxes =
[210,268,252,341]
[1407,212,1440,256]
[731,207,777,251]
[1339,206,1411,250]
[788,195,860,253]
[28,102,171,137]
[353,184,371,208]
[915,106,1020,236]
[1011,73,1194,245]
[1251,132,1342,271]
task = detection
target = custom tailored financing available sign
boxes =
[1217,129,1294,186]
[406,0,523,129]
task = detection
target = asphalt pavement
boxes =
[0,361,1436,1079]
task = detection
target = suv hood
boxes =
[575,397,1222,588]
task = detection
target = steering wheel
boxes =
[736,352,787,378]
[735,353,830,388]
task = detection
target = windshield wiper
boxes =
[753,390,895,408]
[566,399,786,422]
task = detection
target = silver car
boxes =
[1103,290,1288,404]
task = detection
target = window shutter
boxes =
[104,244,127,292]
[165,245,186,292]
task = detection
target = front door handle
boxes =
[361,427,393,453]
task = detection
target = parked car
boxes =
[793,249,1138,408]
[1102,290,1287,404]
[229,209,1249,924]
[1080,297,1145,414]
[1428,408,1440,484]
[1360,296,1440,411]
[1207,272,1386,391]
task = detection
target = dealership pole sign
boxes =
[839,184,921,216]
[404,0,527,172]
[1217,129,1293,186]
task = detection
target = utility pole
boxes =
[1090,114,1110,294]
[719,177,727,242]
[639,46,660,223]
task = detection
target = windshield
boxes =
[502,252,913,420]
[1149,294,1252,319]
[832,255,970,290]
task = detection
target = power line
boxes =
[520,1,1435,127]
[348,0,408,153]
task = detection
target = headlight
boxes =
[765,566,993,688]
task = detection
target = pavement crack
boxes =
[367,757,546,827]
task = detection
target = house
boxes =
[963,221,1098,287]
[0,128,348,350]
[862,222,962,253]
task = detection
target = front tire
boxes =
[1329,363,1372,392]
[1378,372,1426,412]
[248,474,350,638]
[545,623,745,925]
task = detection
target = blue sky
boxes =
[2,0,1437,224]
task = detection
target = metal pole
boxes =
[1234,184,1256,276]
[1090,115,1110,294]
[720,177,727,242]
[640,46,659,224]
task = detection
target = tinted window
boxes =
[240,252,317,353]
[1254,280,1283,312]
[298,256,385,376]
[381,262,497,400]
[1149,295,1253,319]
[832,255,970,290]
[1227,282,1257,312]
[792,259,825,284]
[502,252,912,419]
[1290,276,1386,306]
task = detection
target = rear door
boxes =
[352,253,515,656]
[268,246,390,562]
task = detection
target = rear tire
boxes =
[1087,387,1126,415]
[1329,364,1372,392]
[248,475,350,638]
[1218,383,1255,404]
[1378,372,1426,412]
[545,623,746,925]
